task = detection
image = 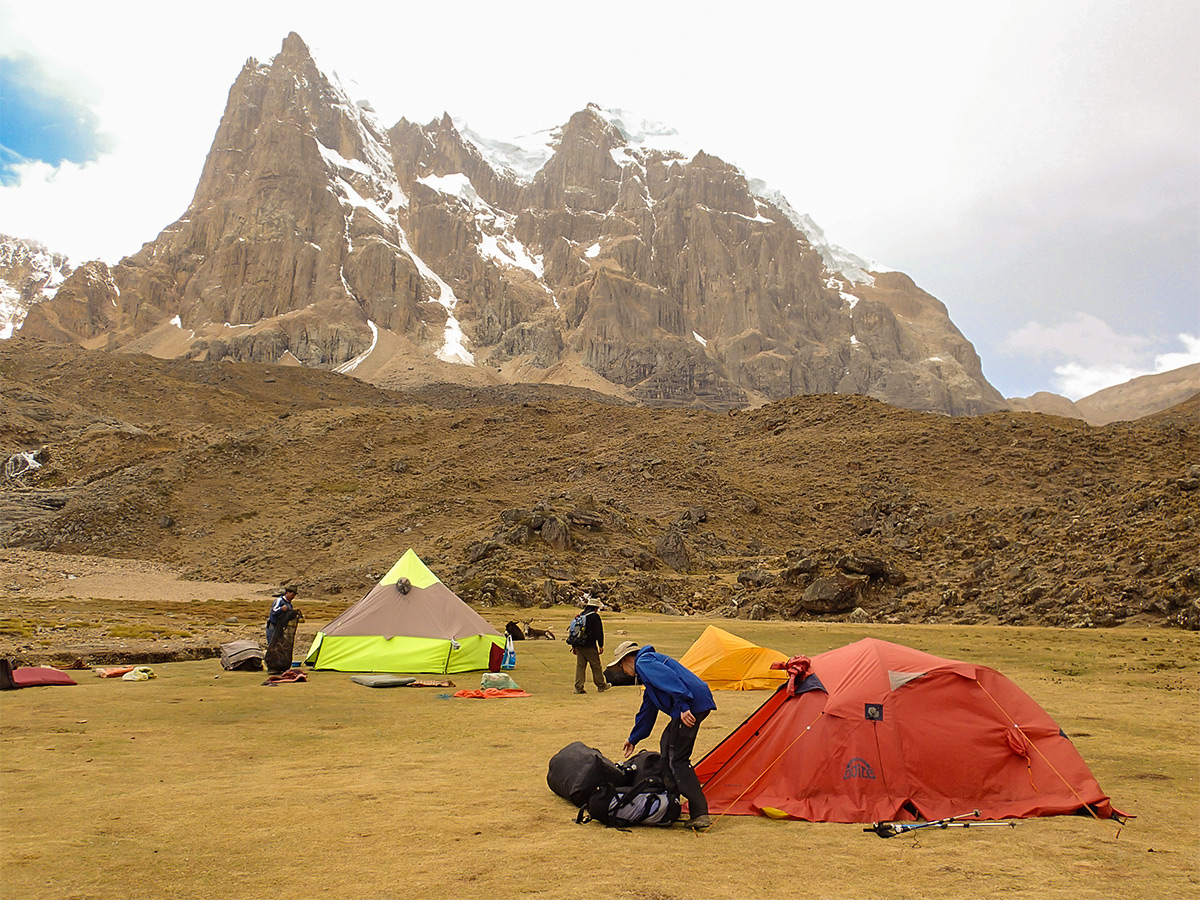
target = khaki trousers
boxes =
[573,646,605,692]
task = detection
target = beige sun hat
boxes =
[609,640,640,667]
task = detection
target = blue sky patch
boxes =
[0,54,112,184]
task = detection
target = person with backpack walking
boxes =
[611,640,717,831]
[567,596,609,694]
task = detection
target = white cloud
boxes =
[1000,313,1151,367]
[0,154,195,264]
[1050,362,1144,400]
[1003,318,1200,399]
[1154,333,1200,372]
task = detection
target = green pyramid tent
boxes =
[303,549,503,674]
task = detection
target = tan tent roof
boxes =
[321,549,499,641]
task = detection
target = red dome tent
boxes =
[695,638,1122,823]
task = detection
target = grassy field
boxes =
[1,614,1196,900]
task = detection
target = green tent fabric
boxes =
[304,549,503,674]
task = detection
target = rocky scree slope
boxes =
[2,339,1196,631]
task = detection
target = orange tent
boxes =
[695,638,1122,823]
[679,626,787,691]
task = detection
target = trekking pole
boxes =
[865,809,979,838]
[864,810,1017,838]
[866,822,1018,838]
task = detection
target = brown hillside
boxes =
[2,337,1197,646]
[1075,364,1200,425]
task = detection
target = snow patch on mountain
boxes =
[597,108,699,160]
[419,173,544,279]
[391,228,475,366]
[0,282,22,340]
[335,319,379,374]
[455,120,559,182]
[749,180,880,285]
[328,153,398,226]
[438,315,474,366]
[0,235,73,339]
[306,53,397,183]
[479,228,544,278]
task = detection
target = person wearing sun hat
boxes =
[611,639,717,831]
[571,595,609,694]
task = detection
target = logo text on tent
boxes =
[844,757,876,780]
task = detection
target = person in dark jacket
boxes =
[612,640,717,830]
[265,586,298,645]
[572,596,609,694]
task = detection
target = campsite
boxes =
[2,346,1198,897]
[1,559,1197,900]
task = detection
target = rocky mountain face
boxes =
[14,33,1009,415]
[0,235,72,340]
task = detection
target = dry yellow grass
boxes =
[2,614,1197,900]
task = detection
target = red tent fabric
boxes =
[695,638,1120,823]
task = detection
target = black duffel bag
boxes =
[547,741,625,806]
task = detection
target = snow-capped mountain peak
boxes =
[458,105,880,286]
[748,180,882,286]
[11,34,1007,417]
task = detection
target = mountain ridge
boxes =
[9,221,1184,423]
[1010,364,1200,425]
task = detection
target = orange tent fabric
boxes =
[695,638,1121,823]
[452,688,531,699]
[679,626,788,691]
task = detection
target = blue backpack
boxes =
[565,612,590,647]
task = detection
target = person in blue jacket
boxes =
[611,640,717,830]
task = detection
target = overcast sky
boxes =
[1,0,1196,400]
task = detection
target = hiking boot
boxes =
[598,684,611,692]
[687,814,713,831]
[574,688,586,694]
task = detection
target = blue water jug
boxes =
[501,634,516,670]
